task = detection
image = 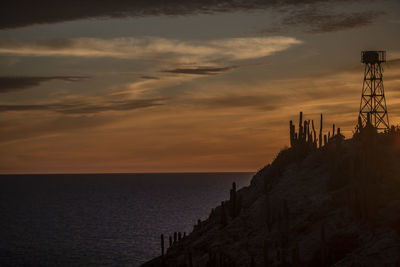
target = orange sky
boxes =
[1,0,400,173]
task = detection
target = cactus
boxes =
[178,232,182,241]
[283,200,289,236]
[174,232,177,243]
[292,243,300,266]
[188,251,193,267]
[320,224,326,265]
[250,256,255,267]
[169,235,172,247]
[324,134,327,146]
[264,239,269,267]
[230,182,237,218]
[280,200,289,248]
[197,219,202,230]
[221,201,227,228]
[299,112,303,141]
[266,195,273,232]
[333,124,335,136]
[312,120,317,148]
[236,194,242,217]
[303,120,308,142]
[290,120,295,147]
[161,234,165,256]
[319,114,323,148]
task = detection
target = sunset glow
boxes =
[1,0,399,173]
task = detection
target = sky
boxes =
[1,0,400,173]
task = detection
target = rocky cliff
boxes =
[143,114,400,267]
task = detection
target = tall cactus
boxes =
[221,201,227,228]
[292,243,300,266]
[266,195,273,232]
[289,120,295,147]
[319,114,323,148]
[320,224,326,265]
[188,251,193,267]
[230,182,237,218]
[299,112,303,141]
[264,239,269,267]
[303,120,308,142]
[161,234,165,256]
[312,120,317,148]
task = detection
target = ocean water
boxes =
[0,173,253,266]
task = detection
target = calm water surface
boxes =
[0,173,253,266]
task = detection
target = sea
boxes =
[0,173,253,266]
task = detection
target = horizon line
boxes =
[0,171,256,175]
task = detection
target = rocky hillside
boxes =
[142,114,400,267]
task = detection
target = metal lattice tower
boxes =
[359,50,389,130]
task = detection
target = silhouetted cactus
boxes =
[229,182,237,218]
[283,200,289,237]
[161,234,164,256]
[320,224,326,265]
[188,251,193,267]
[169,236,172,247]
[174,232,177,243]
[290,120,295,147]
[319,114,323,148]
[312,119,317,148]
[210,208,215,218]
[250,256,255,267]
[299,112,303,141]
[236,194,242,216]
[264,239,269,267]
[220,201,227,228]
[292,243,300,267]
[266,195,274,232]
[303,120,308,142]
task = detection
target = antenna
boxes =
[358,51,389,130]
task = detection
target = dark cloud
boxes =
[0,76,88,93]
[0,98,164,114]
[282,10,382,33]
[163,66,234,75]
[0,0,358,29]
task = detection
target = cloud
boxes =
[0,0,363,29]
[140,76,159,80]
[0,76,88,93]
[282,10,382,33]
[192,94,284,110]
[0,37,302,63]
[0,98,164,114]
[162,66,234,75]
